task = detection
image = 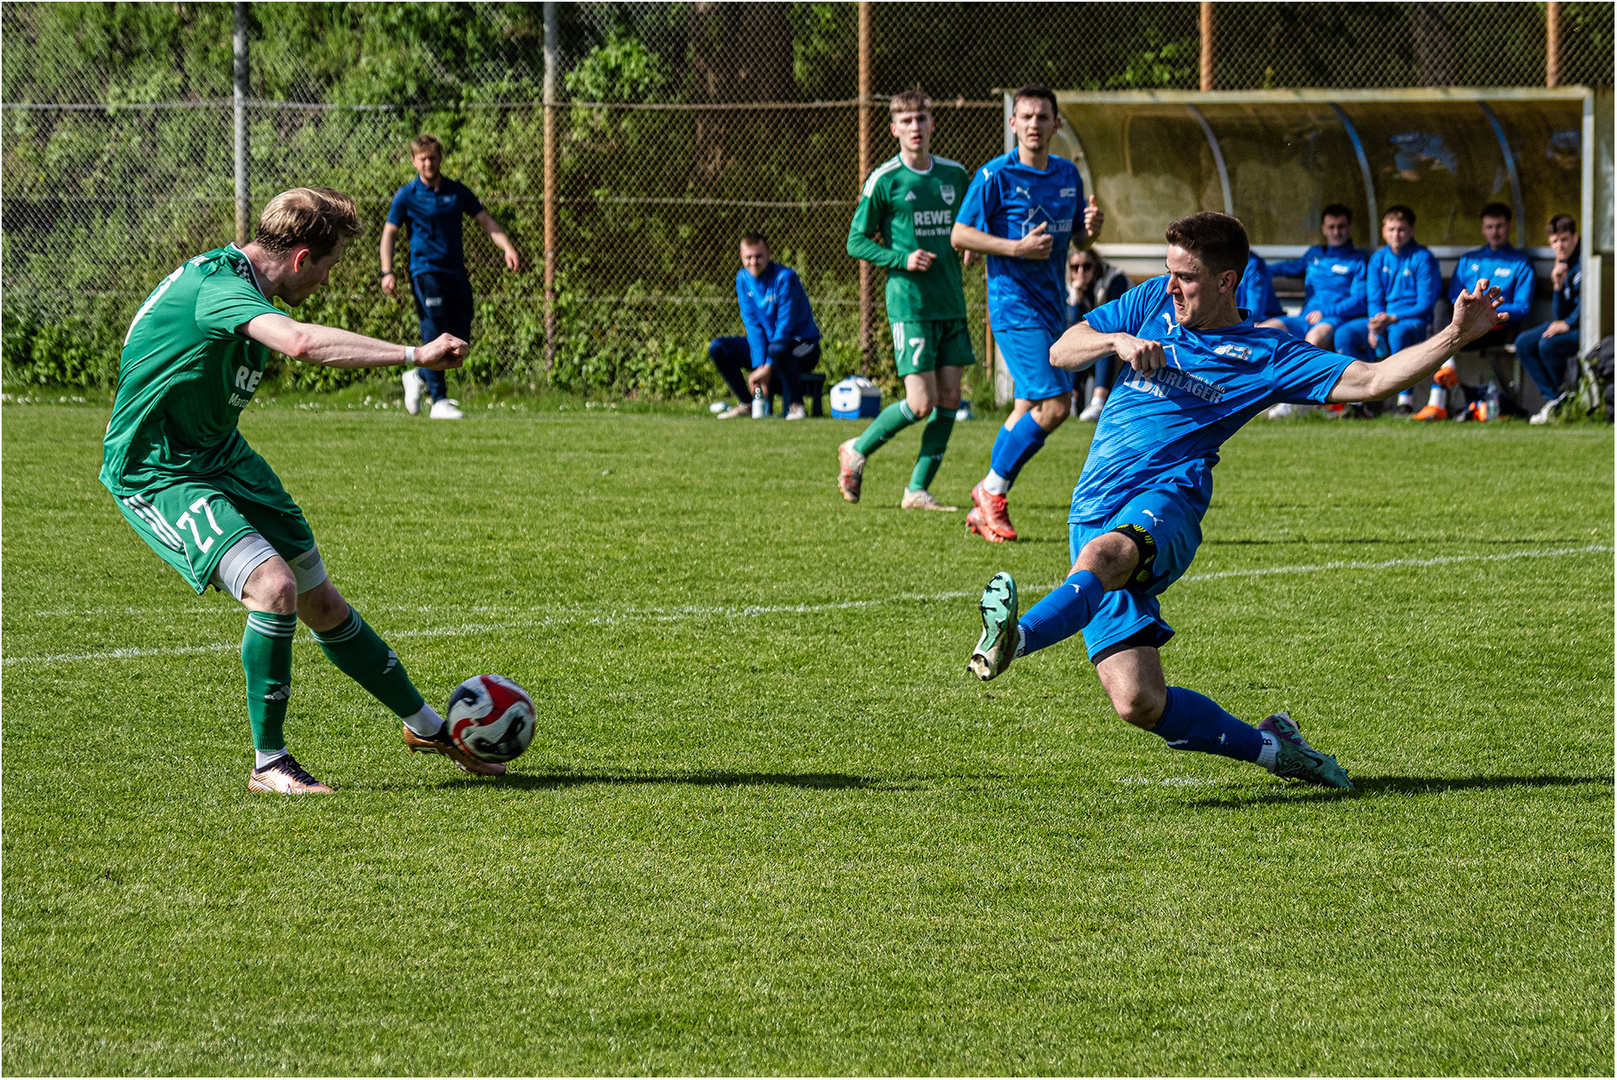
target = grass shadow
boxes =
[447,769,930,793]
[1180,772,1613,807]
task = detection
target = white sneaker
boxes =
[1266,402,1314,420]
[1077,396,1105,422]
[402,368,423,415]
[785,404,806,420]
[429,398,464,420]
[1529,392,1567,425]
[716,402,750,419]
[900,488,957,511]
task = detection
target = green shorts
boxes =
[111,452,316,595]
[891,318,976,377]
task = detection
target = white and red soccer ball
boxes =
[445,674,536,764]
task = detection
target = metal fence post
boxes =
[1200,1,1215,93]
[1546,0,1562,88]
[543,0,558,374]
[233,0,250,244]
[857,0,873,373]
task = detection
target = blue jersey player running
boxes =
[952,84,1103,543]
[965,212,1506,789]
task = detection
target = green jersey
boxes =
[847,154,970,324]
[100,245,284,497]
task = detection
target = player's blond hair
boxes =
[411,133,443,156]
[888,88,932,116]
[253,187,363,259]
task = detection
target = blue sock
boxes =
[1150,687,1263,763]
[987,411,1049,489]
[1017,571,1103,655]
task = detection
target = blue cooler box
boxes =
[830,376,882,419]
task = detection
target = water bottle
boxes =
[751,385,768,419]
[1484,379,1499,421]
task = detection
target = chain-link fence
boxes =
[3,2,1611,397]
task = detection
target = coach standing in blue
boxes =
[965,211,1506,789]
[951,84,1103,543]
[709,232,822,420]
[380,133,521,420]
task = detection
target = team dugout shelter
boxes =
[991,87,1614,406]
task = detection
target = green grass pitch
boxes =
[3,399,1612,1075]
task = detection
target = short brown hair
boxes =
[740,231,769,250]
[1164,212,1249,280]
[1548,214,1577,235]
[1383,204,1416,227]
[1011,84,1058,117]
[1481,201,1512,222]
[410,133,443,157]
[888,87,932,116]
[253,187,363,259]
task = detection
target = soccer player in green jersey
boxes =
[838,88,975,511]
[100,187,501,794]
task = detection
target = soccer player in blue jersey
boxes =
[709,233,822,419]
[381,134,520,420]
[1336,205,1442,417]
[1429,202,1537,415]
[965,212,1505,789]
[951,85,1103,542]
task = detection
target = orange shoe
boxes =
[1411,404,1448,421]
[969,483,1018,542]
[1433,363,1459,389]
[966,506,1011,543]
[836,439,866,503]
[402,722,507,776]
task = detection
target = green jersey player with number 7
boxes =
[99,187,500,794]
[838,87,976,511]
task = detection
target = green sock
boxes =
[242,611,296,751]
[311,607,426,718]
[907,408,956,492]
[852,400,920,456]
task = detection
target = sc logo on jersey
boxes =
[235,366,263,392]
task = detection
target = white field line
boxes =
[4,543,1608,668]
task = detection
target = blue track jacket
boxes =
[1368,242,1442,323]
[1448,245,1535,326]
[1271,244,1369,323]
[735,263,820,369]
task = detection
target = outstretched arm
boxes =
[1327,280,1504,402]
[244,312,467,370]
[474,210,520,271]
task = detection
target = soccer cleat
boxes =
[969,483,1018,541]
[967,571,1020,681]
[785,404,807,421]
[1410,404,1447,422]
[248,753,335,794]
[1257,712,1352,790]
[1433,362,1460,389]
[901,488,957,512]
[837,439,866,503]
[1077,396,1105,422]
[716,402,750,419]
[402,368,424,415]
[429,398,464,420]
[402,722,507,776]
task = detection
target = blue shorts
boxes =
[1068,487,1204,661]
[993,326,1072,402]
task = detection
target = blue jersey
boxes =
[1368,242,1441,323]
[958,149,1083,335]
[736,262,820,369]
[1238,253,1283,320]
[1448,245,1535,326]
[1070,276,1354,523]
[1270,244,1368,323]
[387,177,485,279]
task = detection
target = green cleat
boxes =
[1258,712,1353,789]
[967,571,1020,681]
